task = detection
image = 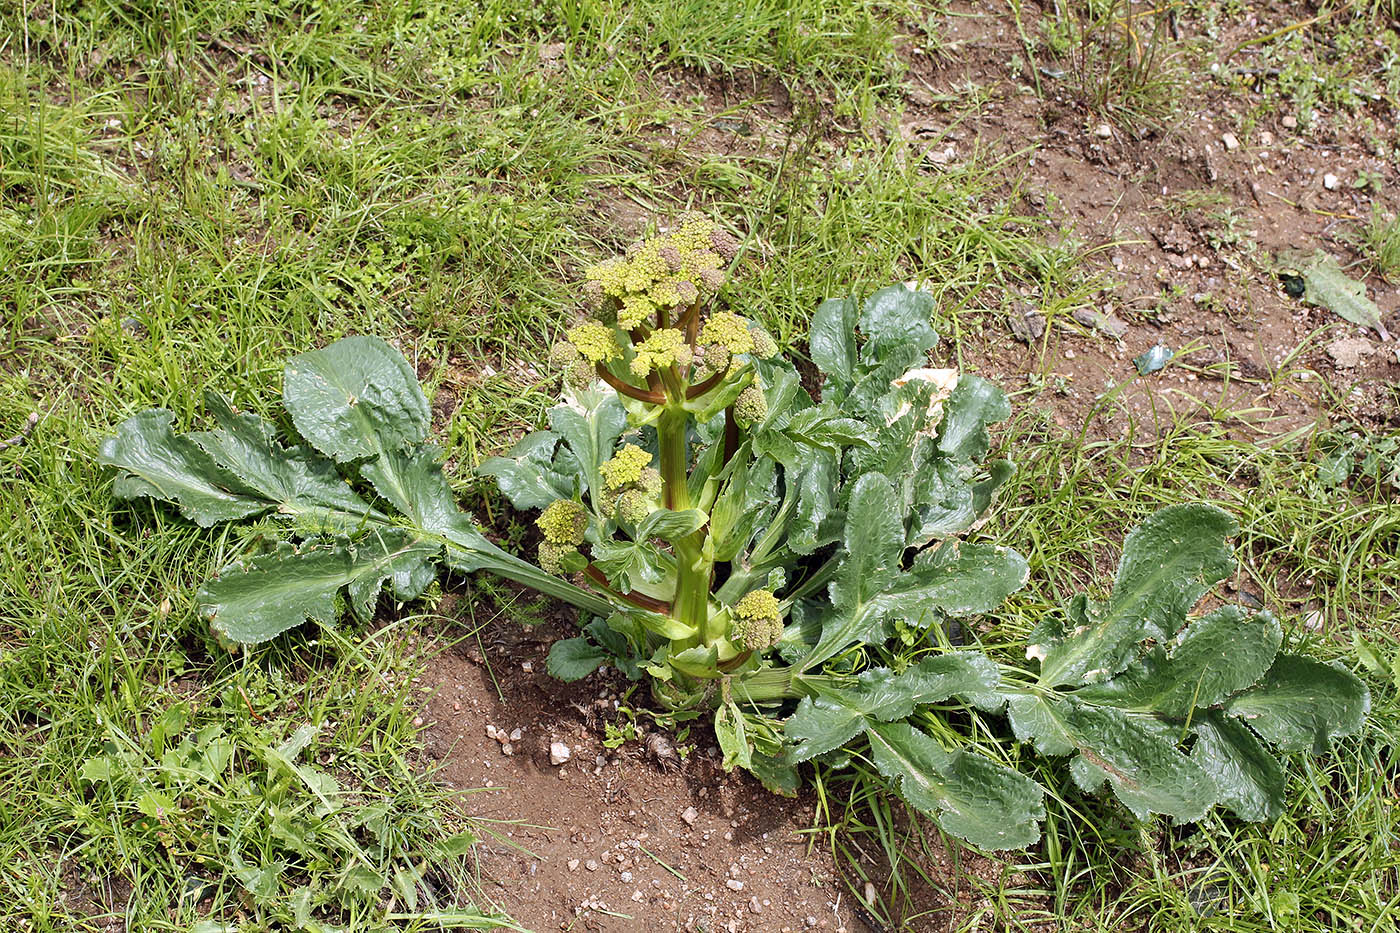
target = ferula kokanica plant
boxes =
[101,214,1369,850]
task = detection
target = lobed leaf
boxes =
[1005,693,1219,821]
[859,286,938,363]
[1073,607,1283,718]
[1225,654,1370,753]
[1035,504,1238,687]
[198,530,440,645]
[786,653,1000,761]
[864,721,1044,850]
[476,431,573,510]
[282,336,431,464]
[809,297,858,386]
[101,409,287,527]
[1191,712,1285,821]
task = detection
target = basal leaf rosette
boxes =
[99,216,1373,857]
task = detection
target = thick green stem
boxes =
[658,405,714,642]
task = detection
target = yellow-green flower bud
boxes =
[697,344,731,378]
[537,540,577,576]
[563,360,594,390]
[537,499,589,546]
[615,488,652,525]
[618,294,655,330]
[599,444,653,491]
[636,466,662,497]
[549,341,581,367]
[733,589,783,650]
[748,326,778,359]
[584,258,629,299]
[700,311,754,355]
[568,320,622,363]
[733,383,767,428]
[709,226,740,260]
[629,328,692,378]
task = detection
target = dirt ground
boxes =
[419,610,868,933]
[421,7,1398,932]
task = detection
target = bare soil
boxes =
[417,603,865,933]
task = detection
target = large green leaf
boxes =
[282,336,430,465]
[547,387,629,508]
[1036,504,1238,687]
[198,530,441,644]
[809,297,858,386]
[1191,712,1285,821]
[101,409,284,527]
[935,376,1011,464]
[807,534,1027,671]
[477,431,573,510]
[787,449,841,555]
[1005,693,1219,821]
[1225,655,1370,753]
[864,721,1044,850]
[859,286,938,363]
[1073,607,1282,718]
[190,393,375,529]
[360,443,460,536]
[786,653,1000,761]
[829,473,904,616]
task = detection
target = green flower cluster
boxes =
[598,444,660,523]
[733,383,767,427]
[583,214,735,329]
[699,311,754,356]
[732,589,782,650]
[536,499,589,576]
[549,341,595,390]
[629,328,693,378]
[567,320,622,364]
[599,444,652,490]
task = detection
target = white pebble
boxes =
[550,742,572,765]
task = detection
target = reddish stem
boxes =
[584,565,672,614]
[596,365,665,404]
[685,367,726,399]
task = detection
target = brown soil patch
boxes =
[418,609,866,933]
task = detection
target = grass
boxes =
[2,0,1397,931]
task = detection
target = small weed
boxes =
[1360,206,1400,281]
[1032,0,1185,135]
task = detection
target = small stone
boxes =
[485,724,498,740]
[585,860,599,872]
[1259,130,1274,146]
[1281,114,1298,129]
[681,806,699,827]
[620,871,633,883]
[550,742,572,765]
[521,660,534,673]
[1221,132,1239,151]
[412,716,423,727]
[500,743,513,756]
[509,727,523,742]
[726,879,745,891]
[749,896,763,914]
[1323,173,1339,190]
[1327,337,1376,368]
[568,859,580,871]
[1094,123,1113,139]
